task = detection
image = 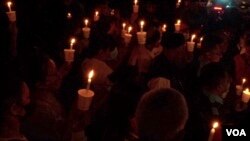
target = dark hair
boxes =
[161,33,185,49]
[199,63,229,89]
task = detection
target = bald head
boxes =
[136,88,188,141]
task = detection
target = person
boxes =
[0,75,30,141]
[184,62,231,141]
[149,32,187,93]
[234,32,250,87]
[135,88,188,141]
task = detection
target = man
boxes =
[136,88,188,141]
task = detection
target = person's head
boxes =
[200,35,223,63]
[199,63,231,98]
[161,33,186,65]
[136,88,188,141]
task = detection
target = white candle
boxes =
[84,19,89,27]
[86,70,94,90]
[187,34,196,52]
[242,78,246,87]
[242,88,250,103]
[7,1,12,12]
[208,122,219,141]
[140,20,145,32]
[94,11,99,21]
[70,38,76,50]
[175,19,181,32]
[197,37,203,48]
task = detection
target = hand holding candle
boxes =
[208,121,219,141]
[242,88,250,103]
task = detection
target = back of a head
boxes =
[136,88,188,141]
[161,33,185,50]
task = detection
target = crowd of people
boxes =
[1,0,250,141]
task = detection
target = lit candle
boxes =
[86,70,94,90]
[133,0,139,13]
[242,78,246,87]
[208,122,219,141]
[84,19,89,27]
[162,24,167,32]
[242,88,250,103]
[187,34,196,52]
[70,38,76,50]
[122,23,126,31]
[94,11,99,21]
[175,19,181,32]
[128,26,132,34]
[140,20,145,32]
[197,37,203,48]
[67,12,72,19]
[7,1,12,12]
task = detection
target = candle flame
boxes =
[95,11,99,16]
[178,0,181,3]
[191,34,196,42]
[122,23,126,29]
[70,38,76,49]
[84,19,89,27]
[7,1,12,7]
[88,70,94,83]
[140,20,145,31]
[67,13,72,19]
[242,78,246,85]
[212,122,219,129]
[162,24,167,32]
[128,26,132,34]
[176,19,181,25]
[243,88,250,95]
[134,0,138,5]
[200,37,203,42]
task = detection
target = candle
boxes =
[208,122,219,141]
[140,20,145,32]
[242,88,250,103]
[175,19,181,32]
[7,1,12,12]
[176,0,181,7]
[84,19,89,27]
[111,9,115,15]
[197,37,203,48]
[94,11,99,21]
[86,70,94,90]
[133,0,139,13]
[67,12,72,19]
[122,23,126,31]
[187,34,196,52]
[162,24,167,32]
[70,38,76,50]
